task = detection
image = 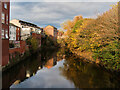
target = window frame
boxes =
[6,15,8,25]
[2,29,5,39]
[4,3,7,9]
[10,31,11,35]
[5,30,8,39]
[2,12,5,24]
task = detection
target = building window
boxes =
[2,29,4,39]
[5,30,8,39]
[2,13,5,24]
[4,3,7,9]
[6,15,8,24]
[18,37,19,40]
[18,33,19,35]
[10,31,11,34]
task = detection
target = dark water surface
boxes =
[2,49,120,88]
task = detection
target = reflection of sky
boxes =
[10,60,75,88]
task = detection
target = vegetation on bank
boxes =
[4,35,58,69]
[59,3,120,71]
[26,36,39,53]
[41,34,59,49]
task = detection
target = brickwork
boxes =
[1,1,10,66]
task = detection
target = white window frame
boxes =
[4,3,7,9]
[5,30,8,39]
[2,12,5,24]
[2,29,4,39]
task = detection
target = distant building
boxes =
[0,1,10,66]
[10,19,42,40]
[9,23,21,41]
[44,25,58,41]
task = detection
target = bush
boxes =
[26,36,39,53]
[61,3,119,71]
[93,40,120,70]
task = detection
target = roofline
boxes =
[19,20,37,27]
[9,23,20,28]
[45,25,57,29]
[11,19,38,27]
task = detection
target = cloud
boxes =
[10,2,116,28]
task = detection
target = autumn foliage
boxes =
[60,3,120,71]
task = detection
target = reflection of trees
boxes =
[57,48,66,61]
[60,54,120,88]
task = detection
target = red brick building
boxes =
[0,1,10,66]
[9,41,27,60]
[44,25,58,41]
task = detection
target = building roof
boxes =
[45,25,57,29]
[9,23,20,28]
[19,20,38,27]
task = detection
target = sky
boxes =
[10,0,118,29]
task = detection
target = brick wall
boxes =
[1,1,10,66]
[9,41,26,60]
[20,41,26,54]
[16,27,21,41]
[32,33,41,47]
[2,39,9,66]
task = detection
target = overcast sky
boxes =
[10,1,117,29]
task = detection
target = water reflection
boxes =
[2,48,120,88]
[60,54,120,88]
[44,53,57,69]
[2,53,43,88]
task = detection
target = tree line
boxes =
[59,3,120,71]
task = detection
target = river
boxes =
[2,48,120,88]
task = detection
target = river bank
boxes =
[59,3,119,72]
[2,48,120,88]
[2,46,59,72]
[63,47,120,76]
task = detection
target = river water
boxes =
[2,49,120,88]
